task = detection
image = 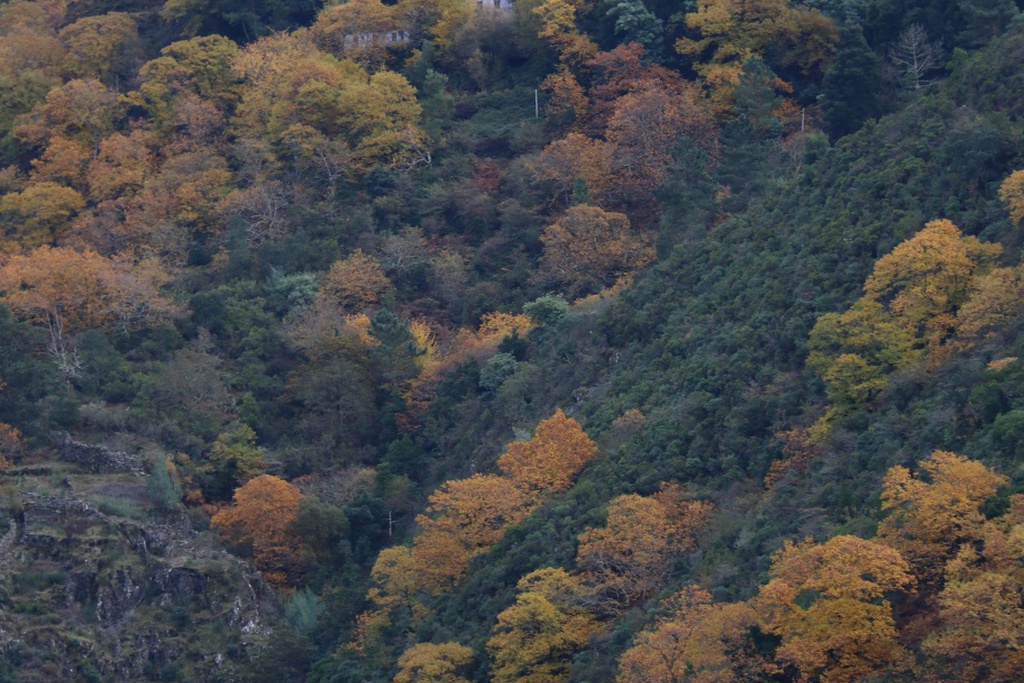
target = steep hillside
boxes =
[307,26,1024,683]
[1,0,1023,680]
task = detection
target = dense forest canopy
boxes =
[0,0,1024,680]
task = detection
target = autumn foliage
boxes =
[577,483,714,613]
[878,450,1008,585]
[999,169,1024,224]
[394,642,474,683]
[210,474,306,586]
[758,535,916,682]
[535,204,654,299]
[487,568,601,683]
[355,410,598,654]
[618,453,1021,683]
[618,586,766,683]
[497,408,598,492]
[807,219,1011,433]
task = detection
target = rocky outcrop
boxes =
[0,490,279,683]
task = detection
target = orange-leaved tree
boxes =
[757,535,916,683]
[416,474,537,555]
[356,409,595,658]
[0,246,175,376]
[525,133,615,208]
[617,586,768,683]
[497,409,597,493]
[921,495,1024,681]
[576,483,714,614]
[394,642,474,683]
[320,249,395,312]
[534,204,654,299]
[210,474,306,586]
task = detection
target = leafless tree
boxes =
[889,24,941,90]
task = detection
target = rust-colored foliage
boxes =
[605,83,716,212]
[497,409,597,493]
[85,130,155,203]
[0,421,21,470]
[210,474,306,586]
[0,245,175,334]
[525,133,615,208]
[577,484,714,613]
[535,204,654,299]
[320,249,395,312]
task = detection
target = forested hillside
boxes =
[1,0,1023,680]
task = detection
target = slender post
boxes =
[535,89,539,118]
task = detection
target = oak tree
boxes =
[211,474,306,586]
[878,450,1008,586]
[535,204,654,299]
[758,535,915,683]
[488,568,601,683]
[497,409,598,493]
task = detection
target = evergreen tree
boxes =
[821,25,883,139]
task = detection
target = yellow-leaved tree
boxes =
[393,642,474,683]
[757,535,916,683]
[999,169,1024,224]
[921,495,1024,681]
[488,568,601,683]
[807,219,1004,433]
[878,450,1007,586]
[676,0,836,112]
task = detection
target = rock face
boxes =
[0,490,281,683]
